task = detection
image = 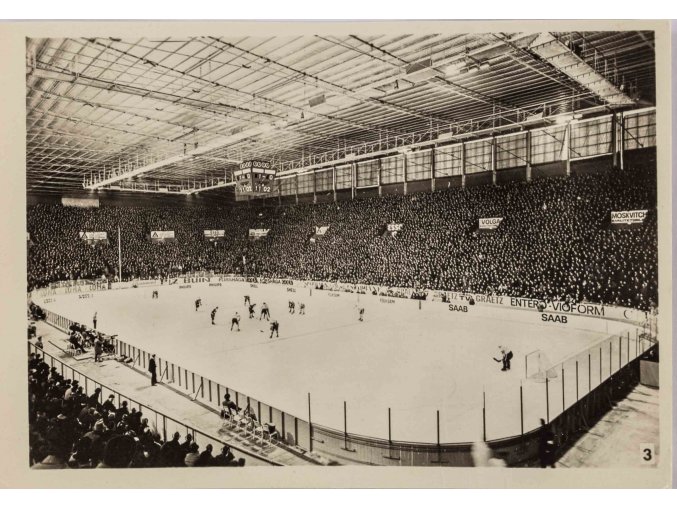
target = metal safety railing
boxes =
[27,341,279,467]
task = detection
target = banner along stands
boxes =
[203,229,225,241]
[478,217,503,230]
[382,223,403,238]
[79,231,109,245]
[310,225,330,243]
[62,196,99,208]
[248,228,270,241]
[150,230,176,242]
[610,209,648,229]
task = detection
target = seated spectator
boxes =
[213,445,236,466]
[184,442,200,467]
[97,435,136,468]
[195,444,215,467]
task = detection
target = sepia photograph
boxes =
[0,19,673,488]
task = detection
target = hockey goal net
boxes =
[524,349,558,382]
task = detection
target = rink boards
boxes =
[35,279,647,446]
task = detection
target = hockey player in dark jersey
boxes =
[195,298,202,311]
[248,303,256,319]
[358,306,365,322]
[244,295,250,306]
[298,302,305,315]
[211,307,219,325]
[269,320,279,339]
[230,312,241,331]
[288,300,295,314]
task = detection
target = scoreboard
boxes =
[234,160,278,200]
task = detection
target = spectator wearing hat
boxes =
[102,394,116,414]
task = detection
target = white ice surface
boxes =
[40,283,642,443]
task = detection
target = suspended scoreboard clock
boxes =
[234,160,278,199]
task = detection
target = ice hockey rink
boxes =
[38,282,645,443]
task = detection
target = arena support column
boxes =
[430,146,436,192]
[525,130,532,182]
[491,135,497,186]
[377,158,383,196]
[117,225,122,281]
[402,154,408,195]
[619,111,625,170]
[565,122,572,177]
[312,169,317,204]
[461,142,466,188]
[332,166,337,202]
[351,162,356,200]
[611,111,619,169]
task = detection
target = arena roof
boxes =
[26,31,656,195]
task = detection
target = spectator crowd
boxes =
[27,167,657,311]
[28,352,245,468]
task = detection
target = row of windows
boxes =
[269,111,656,196]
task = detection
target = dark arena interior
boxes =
[26,31,660,469]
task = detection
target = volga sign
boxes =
[479,217,503,230]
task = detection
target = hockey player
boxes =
[248,303,256,319]
[230,312,241,332]
[260,302,270,321]
[211,307,219,325]
[288,300,295,314]
[269,320,279,339]
[357,306,365,322]
[493,346,513,371]
[152,290,159,299]
[298,302,305,315]
[504,348,513,371]
[195,298,202,311]
[244,295,250,306]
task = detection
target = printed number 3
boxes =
[640,443,655,463]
